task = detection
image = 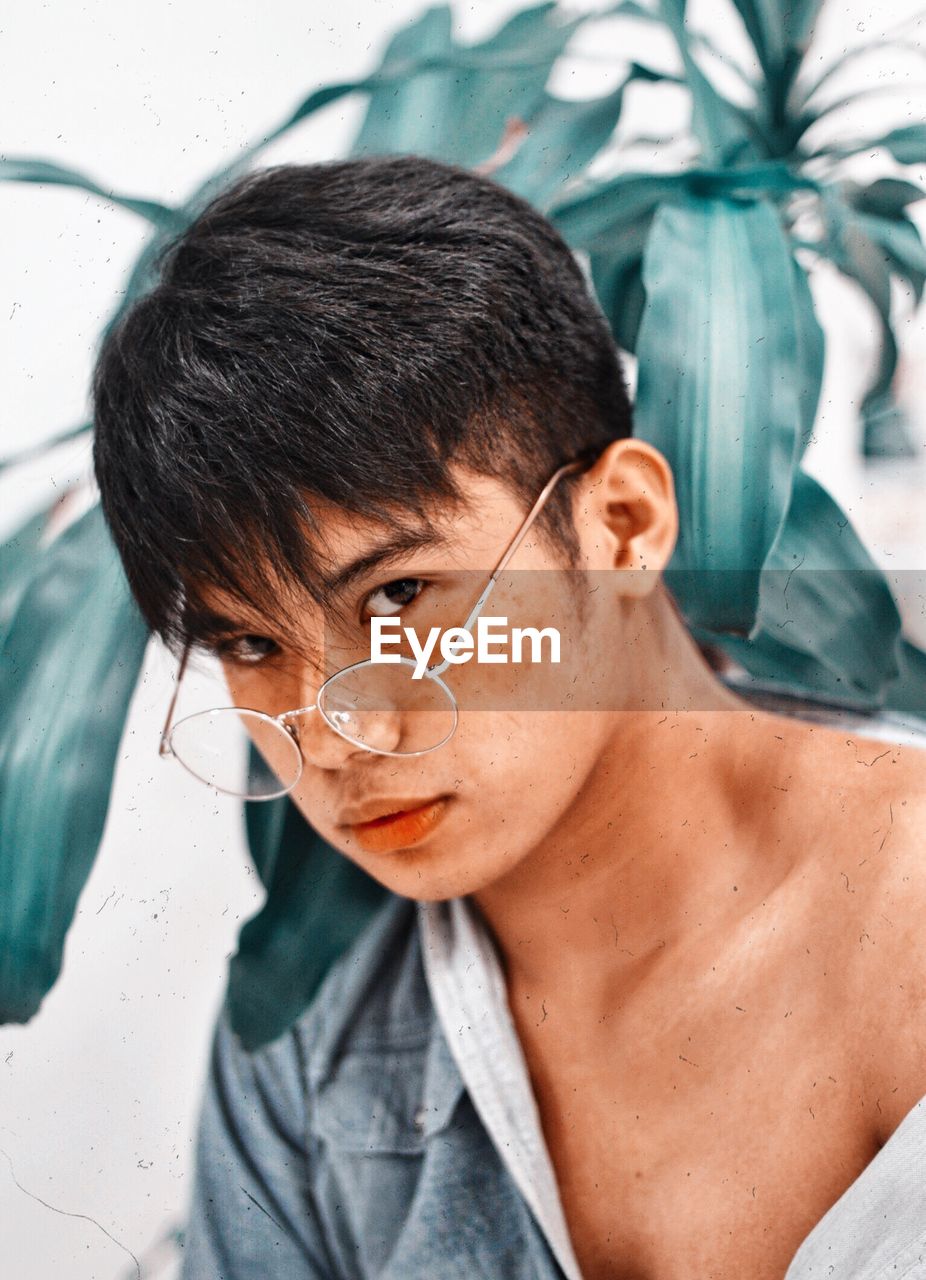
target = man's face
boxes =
[210,461,642,902]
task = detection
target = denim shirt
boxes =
[179,893,926,1279]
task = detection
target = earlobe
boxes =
[580,438,678,592]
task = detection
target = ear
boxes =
[574,438,678,596]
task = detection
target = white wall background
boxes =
[0,2,924,1276]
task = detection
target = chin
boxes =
[342,838,514,904]
[309,791,532,901]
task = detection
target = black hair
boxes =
[91,154,633,656]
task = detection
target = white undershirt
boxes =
[418,896,585,1280]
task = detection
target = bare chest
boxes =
[509,742,926,1279]
[523,1036,882,1280]
[507,912,898,1280]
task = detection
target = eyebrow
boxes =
[184,526,452,642]
[183,602,267,644]
[320,526,452,598]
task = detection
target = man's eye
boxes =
[214,635,280,666]
[361,577,426,621]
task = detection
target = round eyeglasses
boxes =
[158,458,590,800]
[165,656,459,799]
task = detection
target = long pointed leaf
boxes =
[585,220,654,353]
[869,119,926,166]
[822,191,916,457]
[846,176,926,218]
[794,84,926,147]
[725,0,819,136]
[846,206,926,306]
[656,0,757,165]
[350,2,581,167]
[796,38,926,112]
[0,508,47,642]
[494,65,671,210]
[0,506,149,1022]
[633,194,803,633]
[790,254,825,458]
[549,171,693,246]
[228,797,389,1051]
[688,465,906,709]
[884,638,926,723]
[815,122,926,163]
[0,158,179,230]
[753,469,903,695]
[728,0,786,77]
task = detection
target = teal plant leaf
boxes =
[821,190,920,458]
[789,253,826,458]
[795,38,926,114]
[0,508,48,642]
[753,468,902,689]
[226,794,390,1051]
[0,158,180,230]
[633,193,804,632]
[550,170,693,351]
[691,469,905,706]
[583,219,653,353]
[728,0,822,77]
[656,0,757,165]
[814,122,926,164]
[843,204,926,307]
[549,170,693,246]
[493,64,674,211]
[0,506,149,1021]
[858,122,926,166]
[848,176,926,217]
[884,638,926,723]
[351,2,582,168]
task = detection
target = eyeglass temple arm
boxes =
[159,640,192,756]
[428,459,588,678]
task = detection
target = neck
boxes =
[470,607,809,1009]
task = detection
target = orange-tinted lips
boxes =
[347,797,451,854]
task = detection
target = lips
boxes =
[341,796,451,854]
[339,796,448,826]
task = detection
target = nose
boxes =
[285,703,404,769]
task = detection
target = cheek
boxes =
[273,714,611,901]
[449,708,609,814]
[440,594,617,717]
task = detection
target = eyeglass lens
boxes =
[168,707,303,799]
[167,660,456,799]
[317,661,456,756]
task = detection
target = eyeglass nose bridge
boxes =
[277,703,318,745]
[278,699,379,753]
[276,702,367,775]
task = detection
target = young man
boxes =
[92,156,926,1279]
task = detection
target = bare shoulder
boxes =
[818,733,926,1141]
[794,722,926,873]
[846,735,926,911]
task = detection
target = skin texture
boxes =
[208,438,926,1279]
